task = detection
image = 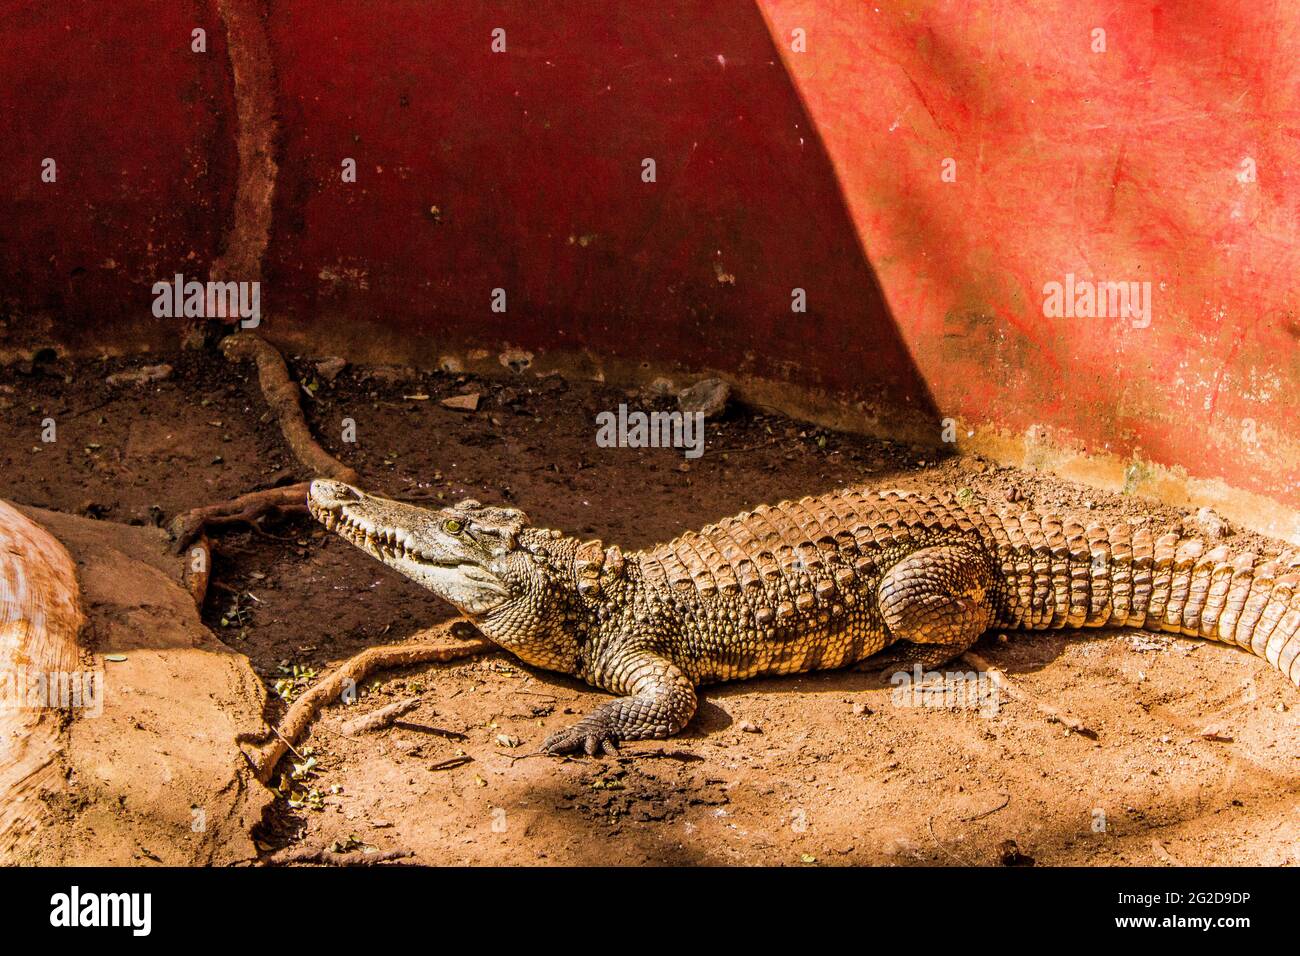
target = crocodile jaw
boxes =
[307,479,511,616]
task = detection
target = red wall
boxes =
[1,1,1296,511]
[0,1,236,339]
[759,0,1300,508]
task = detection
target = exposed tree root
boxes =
[962,650,1098,739]
[168,481,310,554]
[182,531,211,606]
[170,334,357,560]
[221,332,360,485]
[262,846,415,867]
[243,621,494,784]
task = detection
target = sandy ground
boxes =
[1,348,1296,865]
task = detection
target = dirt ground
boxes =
[1,347,1296,866]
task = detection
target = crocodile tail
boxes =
[1152,540,1300,687]
[991,515,1300,687]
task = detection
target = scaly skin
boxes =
[307,480,1300,756]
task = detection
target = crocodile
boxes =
[307,479,1300,755]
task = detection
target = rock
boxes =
[644,376,677,398]
[438,355,465,374]
[366,365,418,384]
[1195,506,1227,541]
[499,349,534,373]
[677,377,730,417]
[106,364,173,387]
[738,720,762,734]
[441,393,481,412]
[315,356,347,382]
[851,702,870,717]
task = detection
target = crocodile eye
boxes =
[443,519,463,535]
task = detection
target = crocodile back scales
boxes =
[630,488,1300,686]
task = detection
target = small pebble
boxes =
[678,378,730,418]
[315,356,347,381]
[441,393,480,412]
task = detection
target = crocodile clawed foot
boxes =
[542,719,620,758]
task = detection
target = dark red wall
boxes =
[0,1,236,342]
[1,1,1296,521]
[262,1,926,409]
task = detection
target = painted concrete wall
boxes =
[1,2,1296,527]
[758,0,1300,524]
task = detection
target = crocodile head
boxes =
[308,479,527,616]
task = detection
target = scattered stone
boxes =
[1195,506,1227,541]
[499,349,534,373]
[677,377,730,417]
[106,364,173,387]
[366,365,418,384]
[441,393,481,412]
[315,356,347,382]
[644,376,677,398]
[738,720,762,734]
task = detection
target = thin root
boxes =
[171,333,358,564]
[182,531,211,606]
[168,482,311,554]
[262,846,415,867]
[962,650,1098,739]
[221,332,359,485]
[242,620,494,784]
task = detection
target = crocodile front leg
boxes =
[542,650,697,756]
